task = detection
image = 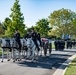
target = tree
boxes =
[71,18,76,37]
[0,22,5,35]
[35,18,51,37]
[3,17,11,30]
[48,8,76,38]
[9,0,26,37]
[3,17,13,37]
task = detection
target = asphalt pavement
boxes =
[0,48,76,75]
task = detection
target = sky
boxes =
[0,0,76,27]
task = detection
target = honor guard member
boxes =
[31,28,40,51]
[24,30,31,39]
[36,32,42,46]
[14,28,22,52]
[24,30,31,52]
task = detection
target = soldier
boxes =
[31,28,40,51]
[36,32,42,47]
[54,40,58,50]
[24,30,32,58]
[24,30,31,39]
[14,28,22,52]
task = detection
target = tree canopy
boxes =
[35,18,51,37]
[4,0,26,37]
[49,8,76,38]
[1,2,76,39]
[0,22,5,35]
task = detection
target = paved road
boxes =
[0,48,76,75]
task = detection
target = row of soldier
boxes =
[54,39,76,51]
[0,28,52,62]
[66,39,76,49]
[1,27,76,62]
[14,27,52,56]
[54,40,65,51]
[14,27,41,52]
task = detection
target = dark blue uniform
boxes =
[31,31,40,51]
[37,33,42,46]
[24,33,31,39]
[14,32,21,51]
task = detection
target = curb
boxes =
[53,54,76,75]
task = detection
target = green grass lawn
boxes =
[52,42,55,49]
[64,58,76,75]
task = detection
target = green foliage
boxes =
[0,35,11,38]
[49,8,76,38]
[4,0,26,37]
[3,17,11,30]
[71,19,76,35]
[0,22,5,35]
[3,17,14,37]
[35,18,51,37]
